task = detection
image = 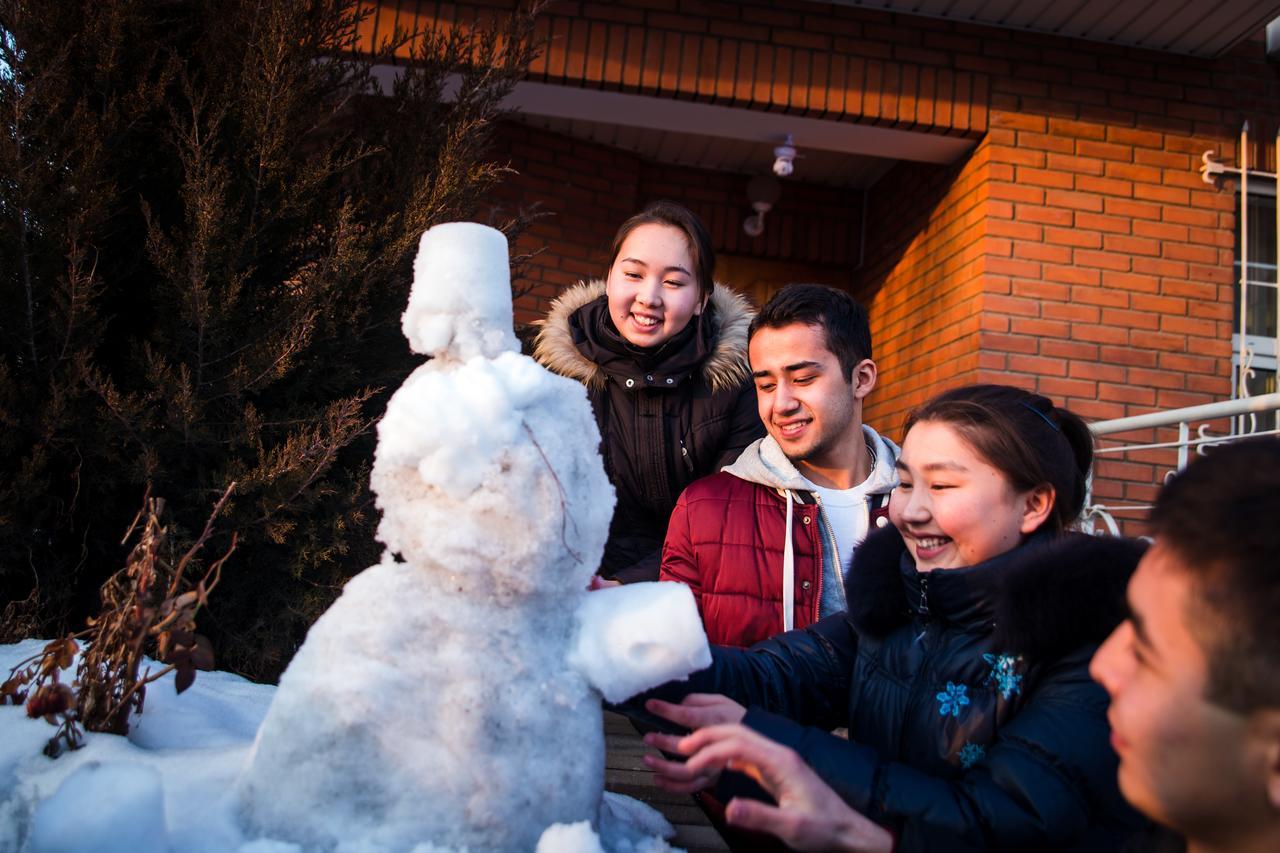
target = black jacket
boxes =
[534,281,763,582]
[660,527,1147,852]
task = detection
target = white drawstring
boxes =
[782,489,795,633]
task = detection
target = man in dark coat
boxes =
[1091,439,1280,853]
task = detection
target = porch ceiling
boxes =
[503,82,974,189]
[512,112,896,188]
[831,0,1280,57]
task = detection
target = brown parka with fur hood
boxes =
[533,280,763,582]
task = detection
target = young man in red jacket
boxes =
[660,284,899,647]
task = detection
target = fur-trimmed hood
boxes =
[847,525,1147,662]
[532,279,753,394]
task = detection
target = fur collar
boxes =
[994,532,1146,662]
[847,525,1147,662]
[532,280,753,393]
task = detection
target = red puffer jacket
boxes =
[660,472,828,647]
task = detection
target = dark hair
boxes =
[748,283,872,380]
[1149,438,1280,712]
[903,384,1092,535]
[609,201,716,300]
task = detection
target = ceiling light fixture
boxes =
[772,135,797,178]
[743,174,781,238]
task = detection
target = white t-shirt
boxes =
[802,479,873,578]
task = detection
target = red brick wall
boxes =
[488,121,640,325]
[489,121,862,326]
[858,141,991,440]
[981,117,1238,523]
[371,0,1280,528]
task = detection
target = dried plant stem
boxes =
[522,423,581,565]
[3,483,238,754]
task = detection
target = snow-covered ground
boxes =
[1,639,273,853]
[0,640,680,853]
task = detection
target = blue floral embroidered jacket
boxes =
[654,528,1148,853]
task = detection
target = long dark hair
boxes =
[609,201,716,300]
[904,384,1092,534]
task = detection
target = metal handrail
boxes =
[1089,392,1280,435]
[1082,392,1280,534]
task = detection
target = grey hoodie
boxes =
[723,424,901,618]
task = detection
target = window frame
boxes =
[1233,184,1278,400]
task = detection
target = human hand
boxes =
[644,693,746,729]
[640,694,746,794]
[641,737,721,794]
[587,575,621,590]
[676,724,895,853]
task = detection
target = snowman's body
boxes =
[237,224,708,852]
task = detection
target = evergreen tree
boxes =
[0,0,539,679]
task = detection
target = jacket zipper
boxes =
[810,492,842,619]
[639,390,667,506]
[901,606,938,760]
[679,439,694,476]
[808,489,885,619]
[900,573,939,759]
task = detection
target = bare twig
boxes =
[522,422,581,565]
[10,483,238,752]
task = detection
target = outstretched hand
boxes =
[656,723,895,852]
[645,693,747,728]
[641,693,747,793]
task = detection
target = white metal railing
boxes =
[1201,122,1279,411]
[1082,392,1280,534]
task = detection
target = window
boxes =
[1233,190,1278,430]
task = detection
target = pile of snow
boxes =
[0,639,275,852]
[0,643,682,853]
[1,222,712,853]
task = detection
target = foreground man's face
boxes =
[1090,543,1272,843]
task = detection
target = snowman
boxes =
[237,223,711,852]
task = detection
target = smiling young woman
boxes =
[637,384,1149,852]
[533,202,763,582]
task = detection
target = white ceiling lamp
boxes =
[772,134,798,177]
[743,174,781,238]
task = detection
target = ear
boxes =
[851,358,878,401]
[1018,484,1056,535]
[1253,709,1280,812]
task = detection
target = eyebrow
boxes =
[618,258,692,277]
[752,360,823,379]
[1127,595,1155,654]
[894,459,969,473]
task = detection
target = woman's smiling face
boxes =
[889,420,1052,571]
[605,223,706,349]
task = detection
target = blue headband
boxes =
[1021,401,1060,432]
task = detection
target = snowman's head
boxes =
[402,223,520,361]
[373,223,615,597]
[371,359,614,597]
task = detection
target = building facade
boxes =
[364,0,1280,528]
